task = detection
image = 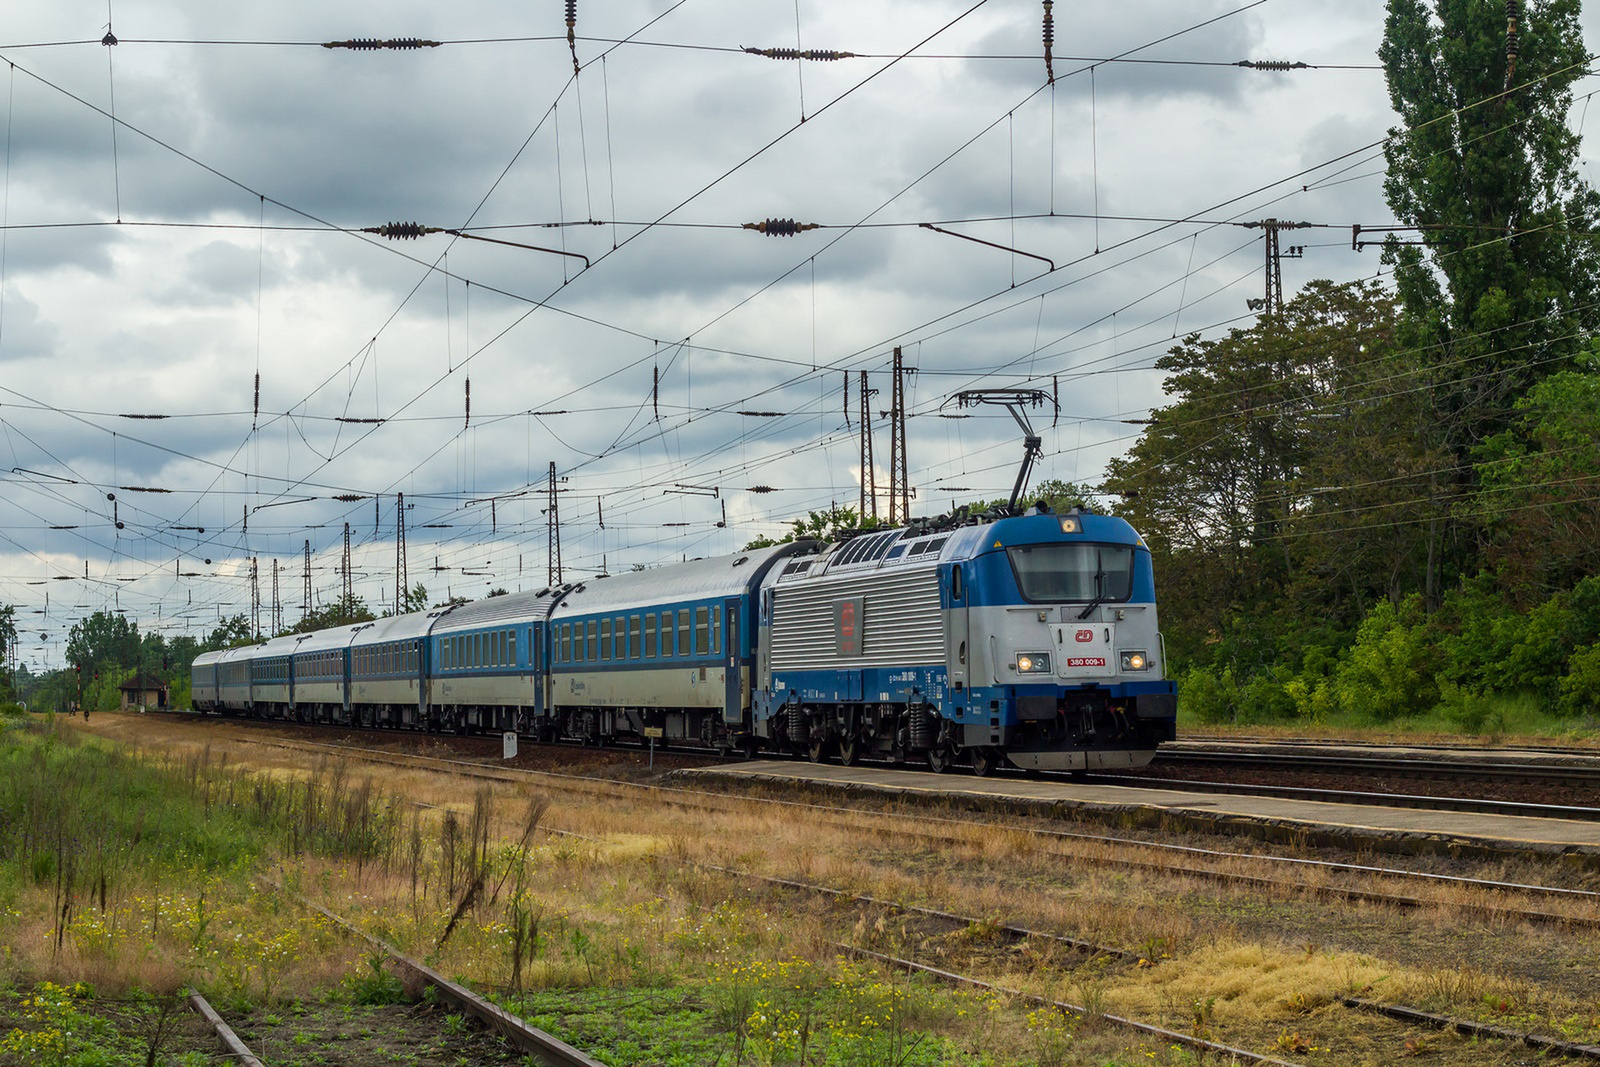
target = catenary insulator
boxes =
[1042,1,1054,84]
[322,38,440,50]
[1236,59,1309,71]
[566,0,580,75]
[741,218,819,236]
[742,47,857,61]
[363,222,441,240]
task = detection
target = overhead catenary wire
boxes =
[6,8,1593,639]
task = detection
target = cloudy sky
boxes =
[1,0,1595,667]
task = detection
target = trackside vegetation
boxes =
[0,719,1211,1065]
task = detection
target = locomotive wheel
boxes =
[807,736,832,763]
[969,747,999,777]
[926,743,956,774]
[838,735,860,767]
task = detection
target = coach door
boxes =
[723,597,743,723]
[530,623,546,723]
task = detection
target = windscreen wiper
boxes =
[1076,555,1107,620]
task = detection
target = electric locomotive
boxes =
[756,506,1174,774]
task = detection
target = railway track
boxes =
[185,724,1600,929]
[1156,747,1600,787]
[1082,768,1600,821]
[1180,733,1600,759]
[170,709,1600,822]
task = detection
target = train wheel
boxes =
[926,743,956,774]
[838,735,860,767]
[807,736,833,764]
[970,747,999,777]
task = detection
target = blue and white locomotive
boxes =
[191,505,1176,775]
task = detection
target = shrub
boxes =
[1178,666,1239,725]
[1559,644,1600,718]
[1434,683,1504,735]
[1237,674,1297,723]
[1330,596,1439,721]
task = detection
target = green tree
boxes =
[1104,281,1446,662]
[744,505,882,550]
[0,604,15,699]
[208,614,256,649]
[1475,350,1600,597]
[66,610,140,676]
[280,595,375,635]
[1380,0,1600,447]
[392,582,429,615]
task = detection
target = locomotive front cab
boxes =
[955,510,1176,771]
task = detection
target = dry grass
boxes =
[48,713,1600,1064]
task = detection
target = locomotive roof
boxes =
[430,586,562,634]
[553,542,803,616]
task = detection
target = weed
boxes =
[342,953,407,1006]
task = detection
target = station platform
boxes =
[675,761,1600,866]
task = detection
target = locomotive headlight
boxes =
[1120,650,1150,672]
[1014,653,1052,674]
[1059,517,1081,534]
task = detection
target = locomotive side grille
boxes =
[771,567,942,668]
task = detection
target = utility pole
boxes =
[342,522,352,605]
[858,371,878,520]
[272,558,280,633]
[886,347,913,524]
[302,539,311,619]
[395,491,407,612]
[249,557,260,638]
[1245,219,1304,314]
[547,461,563,586]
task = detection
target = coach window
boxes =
[601,619,612,661]
[613,617,623,659]
[695,606,709,655]
[677,609,690,654]
[712,606,722,653]
[951,565,964,602]
[662,612,673,656]
[586,620,598,661]
[644,614,656,658]
[629,616,641,659]
[561,624,570,663]
[509,631,517,668]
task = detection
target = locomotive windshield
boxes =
[1006,543,1134,603]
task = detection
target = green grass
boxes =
[1178,690,1600,745]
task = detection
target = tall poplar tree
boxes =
[1380,0,1600,448]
